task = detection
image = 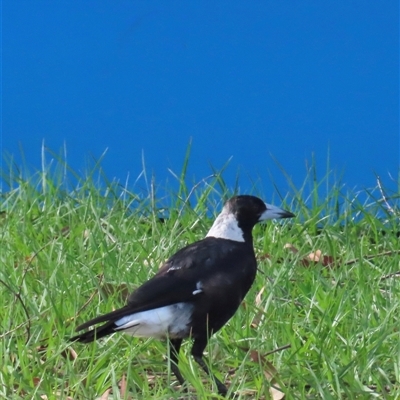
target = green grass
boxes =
[1,151,399,399]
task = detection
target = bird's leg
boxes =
[168,338,186,389]
[191,338,228,396]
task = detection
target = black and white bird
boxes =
[70,195,294,396]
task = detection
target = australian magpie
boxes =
[70,195,294,396]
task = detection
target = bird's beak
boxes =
[259,203,295,221]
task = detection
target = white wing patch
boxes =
[192,281,203,295]
[114,302,193,339]
[167,265,180,272]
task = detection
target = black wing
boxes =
[74,237,244,332]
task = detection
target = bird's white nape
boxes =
[206,210,244,242]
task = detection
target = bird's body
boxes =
[70,195,294,396]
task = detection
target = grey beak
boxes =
[259,203,295,221]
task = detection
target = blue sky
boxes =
[2,1,399,198]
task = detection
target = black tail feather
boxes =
[75,306,132,331]
[70,321,116,343]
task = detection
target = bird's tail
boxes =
[69,321,116,343]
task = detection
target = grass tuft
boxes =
[1,148,399,399]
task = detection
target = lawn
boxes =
[1,154,399,399]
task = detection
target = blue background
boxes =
[2,1,399,198]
